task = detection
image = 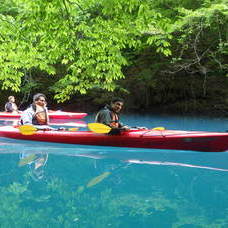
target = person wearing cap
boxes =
[20,93,50,128]
[5,96,20,113]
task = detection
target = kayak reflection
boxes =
[0,137,228,184]
[19,152,48,181]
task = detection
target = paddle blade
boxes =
[19,125,37,135]
[88,123,111,133]
[68,127,79,131]
[86,172,111,188]
[152,127,165,131]
[18,154,37,166]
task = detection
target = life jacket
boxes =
[33,104,48,125]
[34,110,48,125]
[110,111,120,128]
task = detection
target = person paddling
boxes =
[20,93,51,130]
[95,98,129,134]
[5,96,20,113]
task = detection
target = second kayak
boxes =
[0,110,87,120]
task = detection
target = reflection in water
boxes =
[128,159,228,172]
[1,137,228,174]
[0,138,227,171]
[0,133,228,226]
[19,152,48,181]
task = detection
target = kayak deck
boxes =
[0,126,228,152]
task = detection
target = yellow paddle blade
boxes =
[86,172,111,188]
[68,127,78,131]
[19,125,37,135]
[18,154,37,167]
[77,185,85,194]
[87,123,111,134]
[152,127,165,131]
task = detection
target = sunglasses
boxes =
[38,99,46,102]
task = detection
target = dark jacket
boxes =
[5,102,17,112]
[95,105,124,128]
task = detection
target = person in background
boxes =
[5,96,20,113]
[20,93,50,128]
[95,97,129,134]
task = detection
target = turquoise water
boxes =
[0,114,228,227]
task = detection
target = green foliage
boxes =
[0,0,173,101]
[171,2,228,75]
[116,0,228,113]
[0,0,226,111]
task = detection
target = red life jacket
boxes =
[110,112,120,128]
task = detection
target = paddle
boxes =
[87,123,165,134]
[87,123,112,134]
[50,122,87,127]
[19,123,166,135]
[152,127,165,131]
[77,163,131,194]
[18,125,79,135]
[19,125,38,135]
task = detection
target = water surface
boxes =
[0,114,228,227]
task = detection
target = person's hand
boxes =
[122,125,130,130]
[137,126,148,130]
[57,127,66,131]
[35,125,54,131]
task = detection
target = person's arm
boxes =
[118,121,130,130]
[44,107,50,124]
[20,109,34,125]
[95,110,112,126]
[112,113,129,129]
[5,103,13,112]
[12,103,19,112]
[33,125,54,130]
[20,109,53,130]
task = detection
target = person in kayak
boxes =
[20,93,51,130]
[5,96,20,113]
[95,97,129,134]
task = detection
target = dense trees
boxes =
[0,0,227,113]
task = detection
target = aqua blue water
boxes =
[0,114,228,227]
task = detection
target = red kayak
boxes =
[0,110,87,120]
[0,126,228,152]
